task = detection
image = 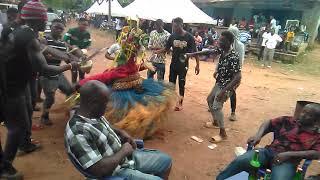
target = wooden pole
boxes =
[108,0,112,22]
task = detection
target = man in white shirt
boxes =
[270,16,277,30]
[115,18,124,40]
[105,43,121,60]
[263,29,282,68]
[258,28,271,61]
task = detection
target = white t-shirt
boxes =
[262,32,271,46]
[275,25,281,35]
[265,34,283,49]
[115,18,123,31]
[270,18,277,29]
[107,43,121,58]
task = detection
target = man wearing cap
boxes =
[0,0,79,178]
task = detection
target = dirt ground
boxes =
[1,24,320,180]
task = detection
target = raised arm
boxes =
[247,120,272,146]
[27,39,77,76]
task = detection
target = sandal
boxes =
[210,135,227,143]
[204,122,220,129]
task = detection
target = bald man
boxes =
[65,80,172,180]
[217,103,320,180]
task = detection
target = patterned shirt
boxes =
[65,114,126,171]
[266,116,320,154]
[216,50,241,89]
[148,30,170,64]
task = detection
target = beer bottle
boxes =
[264,169,271,180]
[293,167,303,180]
[248,150,261,180]
[250,150,261,168]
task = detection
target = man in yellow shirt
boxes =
[285,27,295,52]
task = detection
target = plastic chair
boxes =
[66,140,144,180]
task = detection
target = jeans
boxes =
[114,149,172,180]
[71,69,85,83]
[207,84,229,129]
[216,148,296,180]
[147,63,165,81]
[263,48,275,67]
[169,63,188,97]
[3,86,33,162]
[258,46,265,60]
[41,74,73,110]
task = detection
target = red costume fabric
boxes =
[79,57,147,86]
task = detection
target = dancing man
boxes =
[157,17,200,111]
[186,31,242,142]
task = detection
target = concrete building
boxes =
[192,0,320,46]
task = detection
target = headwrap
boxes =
[20,0,47,21]
[228,26,240,40]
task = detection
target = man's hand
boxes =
[216,90,226,102]
[195,64,200,75]
[213,72,218,79]
[121,142,134,157]
[119,130,137,149]
[273,152,292,165]
[70,61,80,70]
[247,135,261,146]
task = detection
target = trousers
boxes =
[216,148,296,180]
[169,63,188,97]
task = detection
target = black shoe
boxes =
[0,162,23,180]
[18,143,41,156]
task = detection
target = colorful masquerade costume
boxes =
[72,26,176,139]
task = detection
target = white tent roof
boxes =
[86,0,126,17]
[123,0,215,24]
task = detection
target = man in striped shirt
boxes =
[40,19,73,126]
[64,18,91,83]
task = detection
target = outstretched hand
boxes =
[247,135,261,147]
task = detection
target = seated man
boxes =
[65,80,172,180]
[217,103,320,180]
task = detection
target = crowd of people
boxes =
[0,0,320,180]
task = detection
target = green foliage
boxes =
[43,0,93,11]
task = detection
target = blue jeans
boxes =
[114,149,172,180]
[147,63,165,81]
[216,148,296,180]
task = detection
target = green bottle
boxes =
[264,169,271,180]
[293,167,303,180]
[248,174,257,180]
[248,150,261,180]
[250,150,261,168]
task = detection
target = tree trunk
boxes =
[301,4,320,47]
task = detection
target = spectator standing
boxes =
[285,27,295,52]
[147,19,170,81]
[64,18,91,83]
[263,29,282,68]
[194,31,203,51]
[115,17,124,40]
[258,27,270,61]
[239,17,247,29]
